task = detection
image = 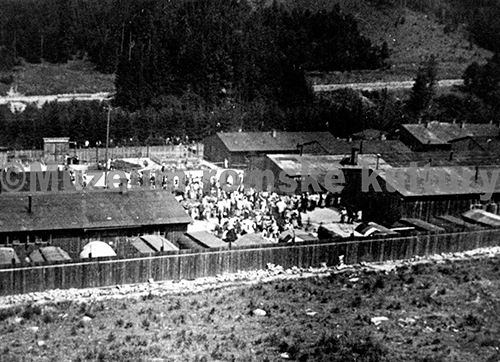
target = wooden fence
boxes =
[0,144,204,166]
[1,229,499,296]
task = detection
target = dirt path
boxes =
[313,79,463,92]
[0,78,463,108]
[0,92,113,107]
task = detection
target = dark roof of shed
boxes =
[235,233,274,246]
[430,216,483,232]
[379,150,500,167]
[401,122,499,145]
[321,140,411,155]
[29,246,71,262]
[0,189,192,233]
[140,235,178,252]
[176,234,207,250]
[352,129,386,140]
[399,218,446,233]
[450,136,500,153]
[377,165,500,197]
[185,231,227,248]
[212,132,336,153]
[462,209,500,227]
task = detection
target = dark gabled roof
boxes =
[377,165,500,197]
[131,235,178,253]
[450,136,500,153]
[211,132,337,153]
[462,209,500,227]
[321,139,411,155]
[401,122,499,145]
[29,246,71,263]
[0,171,75,193]
[399,218,446,233]
[431,216,484,232]
[235,233,274,246]
[0,189,192,233]
[379,150,500,167]
[185,231,227,248]
[352,129,386,140]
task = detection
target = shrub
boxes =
[0,74,14,85]
[21,304,42,320]
[310,331,387,361]
[350,296,363,308]
[42,313,54,324]
[107,332,116,343]
[0,307,21,322]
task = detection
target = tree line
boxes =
[2,53,499,150]
[0,0,499,149]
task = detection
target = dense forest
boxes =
[0,0,499,149]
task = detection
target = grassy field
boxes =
[1,256,500,361]
[0,59,115,96]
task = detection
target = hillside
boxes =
[0,60,115,96]
[2,255,500,361]
[0,0,493,95]
[305,1,493,84]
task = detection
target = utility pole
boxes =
[105,105,111,188]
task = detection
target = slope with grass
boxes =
[1,256,500,362]
[308,2,493,85]
[0,60,115,96]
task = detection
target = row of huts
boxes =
[203,123,500,224]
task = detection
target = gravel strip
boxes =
[2,245,500,308]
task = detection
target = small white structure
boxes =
[80,241,117,259]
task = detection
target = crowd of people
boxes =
[70,162,359,244]
[174,173,345,244]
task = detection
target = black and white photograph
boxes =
[1,0,500,360]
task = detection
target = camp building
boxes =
[0,189,192,261]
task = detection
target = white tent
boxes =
[80,241,117,259]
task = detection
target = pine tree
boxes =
[407,55,438,116]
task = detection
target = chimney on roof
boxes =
[376,153,381,170]
[487,139,492,150]
[28,194,32,213]
[351,147,359,166]
[119,178,128,194]
[425,122,429,128]
[272,130,277,138]
[452,119,456,125]
[461,122,465,129]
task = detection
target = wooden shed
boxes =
[43,137,70,163]
[342,165,500,225]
